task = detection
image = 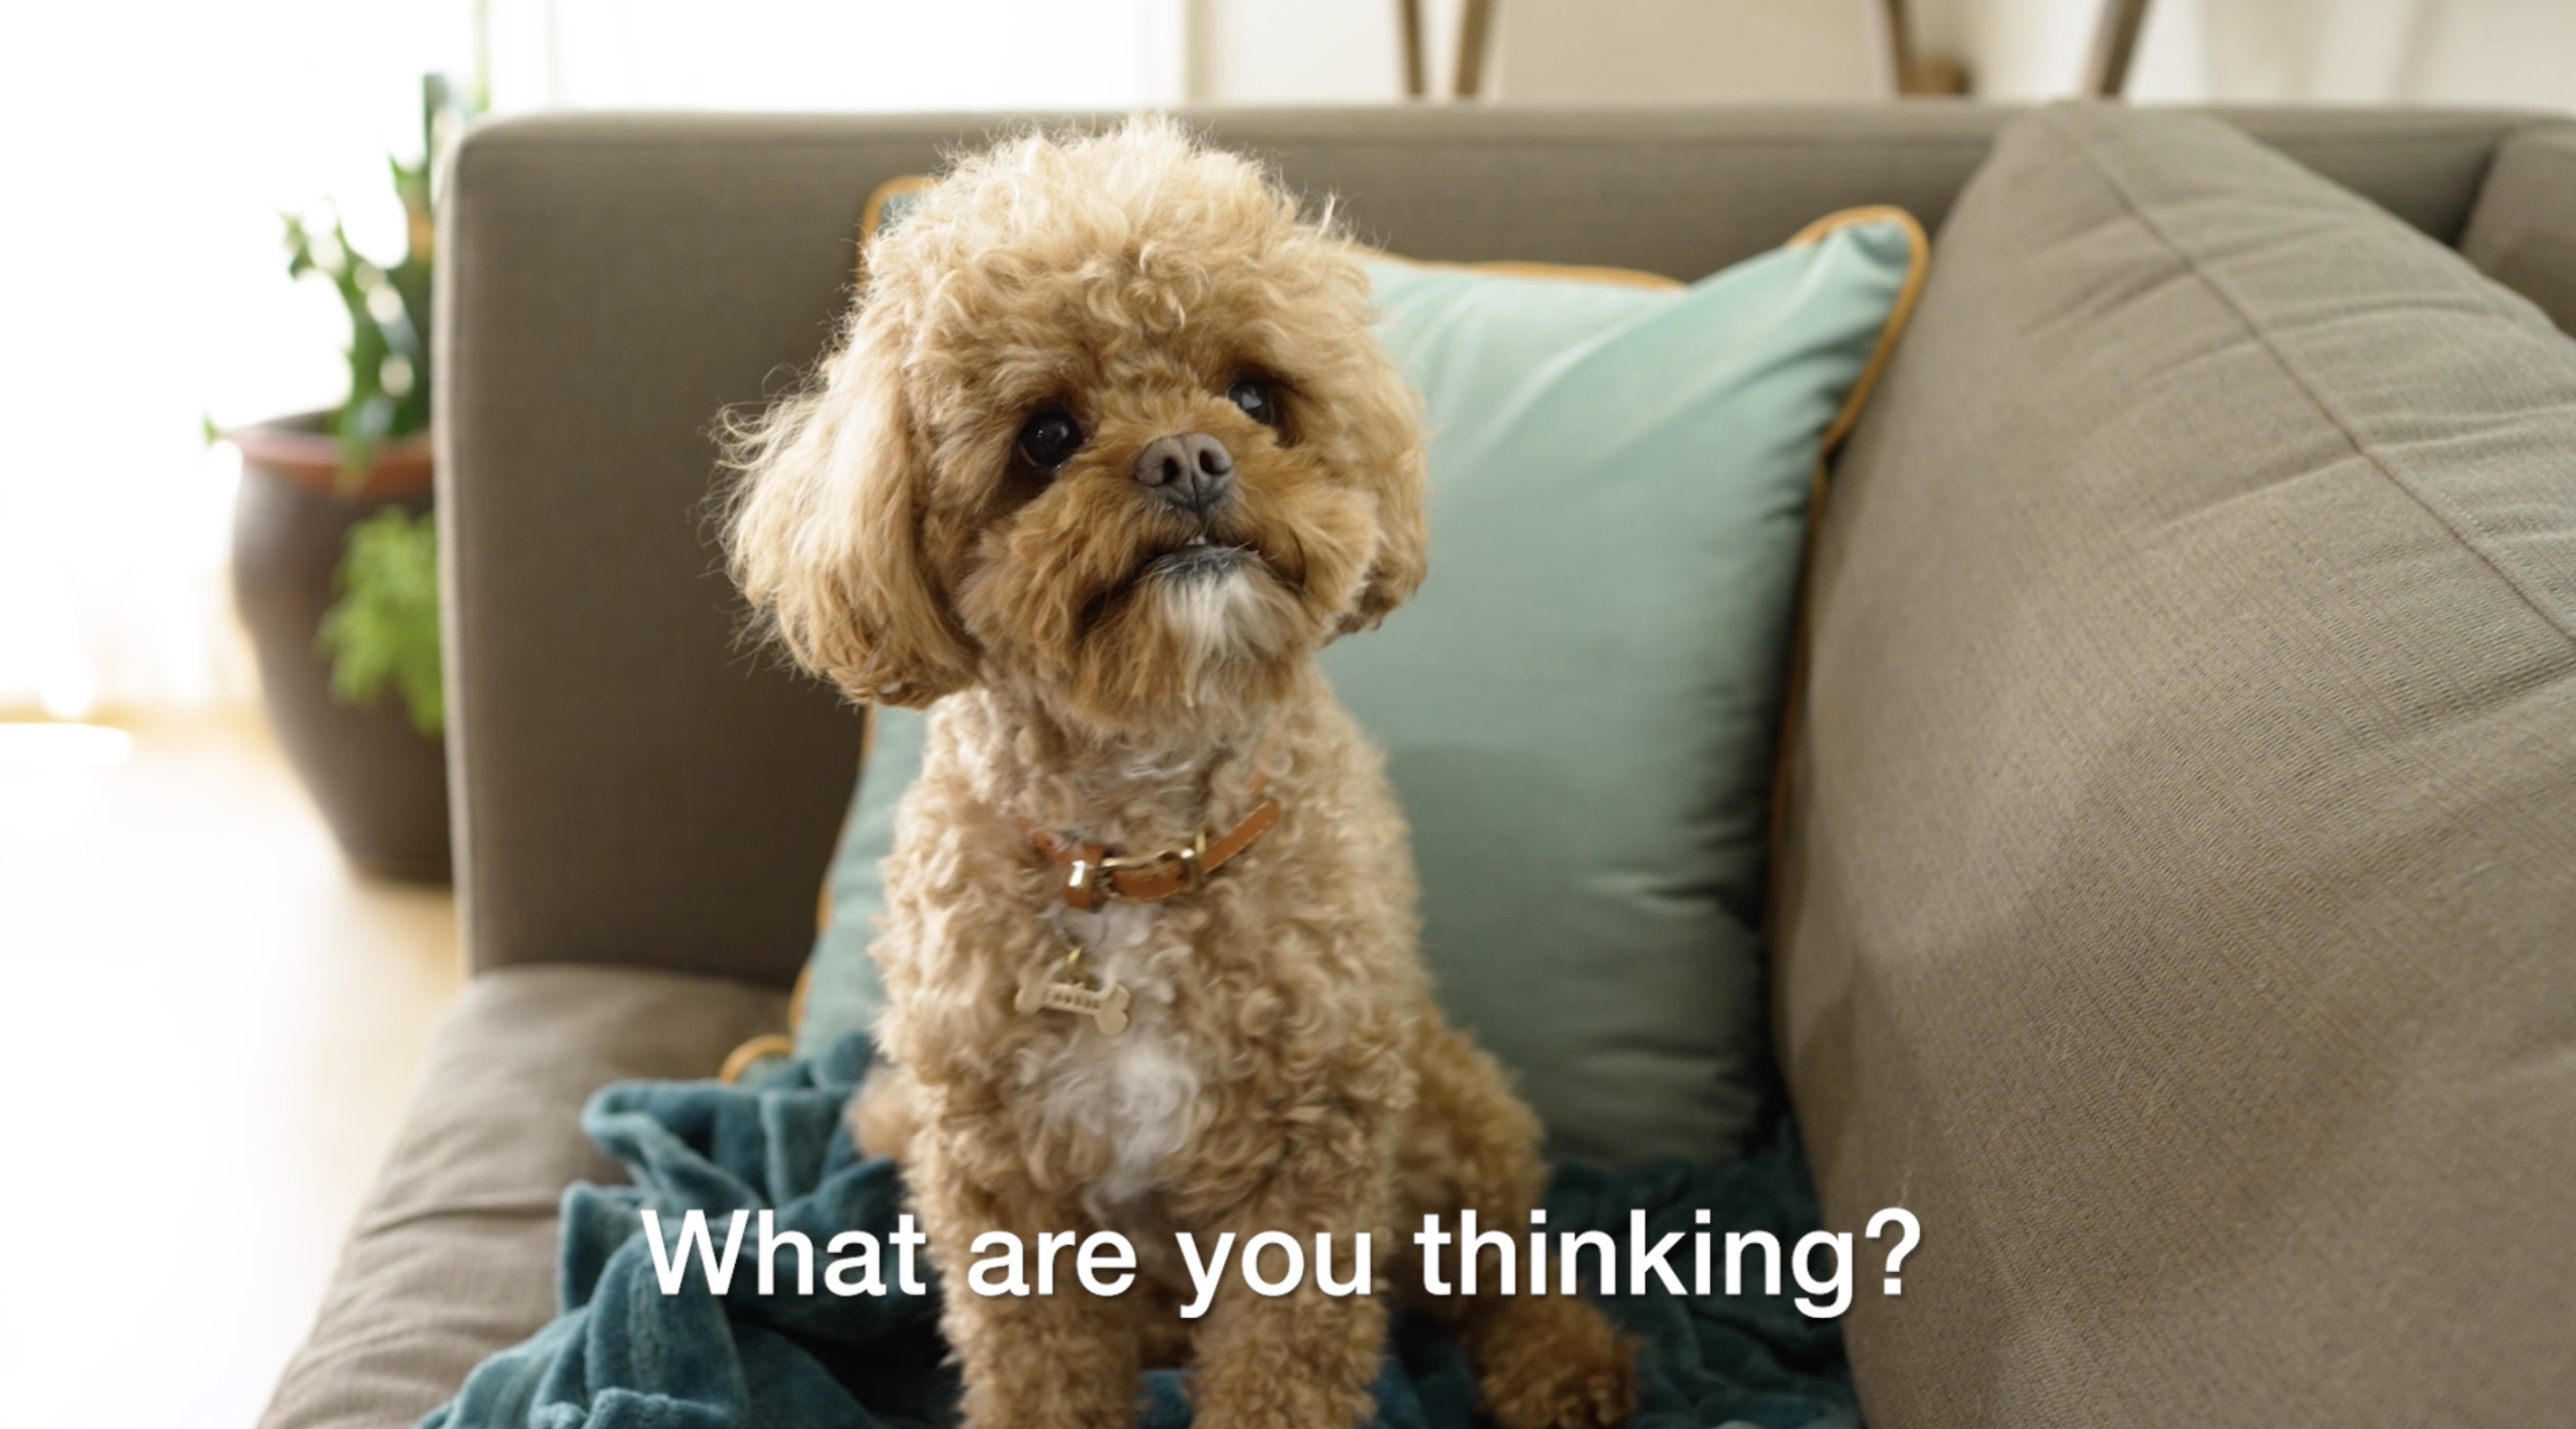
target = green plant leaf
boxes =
[317,506,443,738]
[280,78,458,487]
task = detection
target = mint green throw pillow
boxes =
[796,210,1925,1168]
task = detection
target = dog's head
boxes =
[726,117,1427,738]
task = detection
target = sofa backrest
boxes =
[437,103,2549,983]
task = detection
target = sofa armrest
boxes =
[2461,120,2576,337]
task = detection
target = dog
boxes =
[724,116,1634,1429]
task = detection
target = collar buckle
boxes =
[1065,857,1107,908]
[1034,791,1277,912]
[1097,829,1210,899]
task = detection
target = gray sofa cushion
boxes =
[1774,103,2576,1425]
[257,966,787,1429]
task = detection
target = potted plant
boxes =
[229,77,465,883]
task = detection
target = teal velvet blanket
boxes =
[422,1036,1857,1429]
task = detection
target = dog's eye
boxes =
[1017,408,1085,469]
[1227,375,1283,430]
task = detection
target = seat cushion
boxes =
[1775,104,2576,1424]
[257,965,788,1429]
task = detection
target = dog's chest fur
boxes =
[908,688,1375,1213]
[1029,899,1203,1209]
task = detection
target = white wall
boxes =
[1907,0,2094,98]
[486,0,1182,110]
[1485,0,1891,101]
[1184,0,1404,103]
[1184,0,1896,103]
[1912,0,2576,106]
[830,0,2572,109]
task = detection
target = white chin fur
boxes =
[1159,567,1262,661]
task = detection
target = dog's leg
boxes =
[1176,1174,1393,1429]
[850,1060,923,1163]
[1401,1027,1637,1429]
[909,1131,1145,1429]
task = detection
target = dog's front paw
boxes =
[1474,1299,1638,1429]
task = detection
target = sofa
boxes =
[259,102,2576,1429]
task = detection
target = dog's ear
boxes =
[1342,372,1431,631]
[725,309,976,706]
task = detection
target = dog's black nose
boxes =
[1132,432,1234,512]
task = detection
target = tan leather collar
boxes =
[1026,777,1279,912]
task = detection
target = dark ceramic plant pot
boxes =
[230,413,451,883]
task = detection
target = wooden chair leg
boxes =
[2087,0,2155,97]
[1398,0,1427,98]
[1455,0,1495,99]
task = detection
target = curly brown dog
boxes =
[725,116,1634,1429]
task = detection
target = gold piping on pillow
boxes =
[719,1033,796,1084]
[1764,205,1932,932]
[1788,205,1932,450]
[1368,251,1683,290]
[857,173,933,281]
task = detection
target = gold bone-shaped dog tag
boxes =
[1014,963,1131,1037]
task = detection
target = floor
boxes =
[0,714,463,1429]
